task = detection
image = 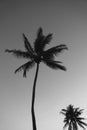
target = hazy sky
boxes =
[1,0,87,130]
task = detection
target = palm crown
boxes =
[61,104,87,130]
[5,27,68,77]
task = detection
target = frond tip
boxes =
[37,27,43,37]
[5,49,32,59]
[5,49,11,52]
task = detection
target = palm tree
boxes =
[5,27,68,130]
[60,104,87,130]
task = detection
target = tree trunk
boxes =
[31,63,39,130]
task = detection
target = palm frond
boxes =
[5,49,32,59]
[74,108,80,113]
[60,111,66,115]
[34,27,53,54]
[75,108,84,113]
[34,27,45,54]
[43,60,66,71]
[60,109,67,115]
[78,120,87,126]
[77,121,86,130]
[77,117,85,120]
[23,33,34,55]
[15,61,35,77]
[44,33,52,44]
[41,33,53,50]
[64,118,69,123]
[79,109,84,114]
[62,109,67,112]
[23,61,35,77]
[44,44,68,57]
[75,109,84,117]
[63,122,69,129]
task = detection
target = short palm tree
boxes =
[60,104,87,130]
[5,27,68,130]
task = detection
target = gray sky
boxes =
[1,0,87,130]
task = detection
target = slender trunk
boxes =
[31,63,39,130]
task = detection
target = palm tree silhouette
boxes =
[5,27,68,130]
[60,104,87,130]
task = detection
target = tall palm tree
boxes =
[5,27,68,130]
[60,104,87,130]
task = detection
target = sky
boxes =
[1,0,87,130]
